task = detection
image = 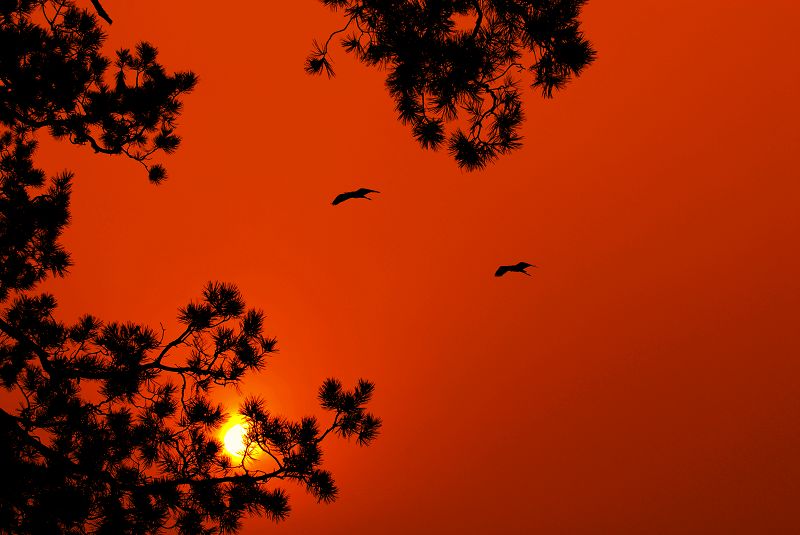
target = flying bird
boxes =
[91,0,113,24]
[495,262,537,277]
[332,188,380,206]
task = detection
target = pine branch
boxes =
[90,0,113,24]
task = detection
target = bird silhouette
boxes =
[332,188,380,206]
[495,262,536,277]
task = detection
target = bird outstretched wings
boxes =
[331,188,380,205]
[495,262,535,277]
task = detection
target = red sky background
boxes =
[32,1,800,533]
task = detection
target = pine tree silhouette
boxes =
[308,0,596,170]
[1,3,380,532]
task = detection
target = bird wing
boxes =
[332,192,352,205]
[495,266,509,277]
[355,188,380,195]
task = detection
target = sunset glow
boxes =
[9,0,797,533]
[223,424,248,459]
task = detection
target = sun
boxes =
[221,419,263,462]
[223,423,248,458]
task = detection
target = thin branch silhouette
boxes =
[308,0,596,170]
[1,3,381,532]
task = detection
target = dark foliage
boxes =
[0,283,380,533]
[1,2,380,533]
[1,0,197,181]
[0,133,71,301]
[308,0,596,170]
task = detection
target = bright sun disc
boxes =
[223,424,247,457]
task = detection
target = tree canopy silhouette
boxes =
[1,0,196,182]
[307,0,596,170]
[1,2,380,533]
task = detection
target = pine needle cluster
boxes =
[308,0,596,170]
[1,2,381,533]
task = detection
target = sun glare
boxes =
[223,424,248,458]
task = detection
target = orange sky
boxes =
[32,1,800,533]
